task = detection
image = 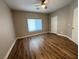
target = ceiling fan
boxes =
[34,0,48,9]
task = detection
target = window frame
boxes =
[27,18,43,33]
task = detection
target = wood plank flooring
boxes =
[8,33,78,59]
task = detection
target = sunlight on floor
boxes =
[29,36,44,51]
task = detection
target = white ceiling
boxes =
[4,0,73,13]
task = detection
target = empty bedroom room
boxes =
[0,0,78,59]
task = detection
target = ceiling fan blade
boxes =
[33,0,48,9]
[34,3,41,6]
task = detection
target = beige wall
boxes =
[50,6,70,35]
[0,0,15,59]
[12,10,49,37]
[50,0,78,41]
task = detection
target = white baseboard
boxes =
[54,33,77,44]
[55,33,72,40]
[4,40,16,59]
[16,32,48,39]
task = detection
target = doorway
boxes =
[72,8,78,44]
[51,16,58,33]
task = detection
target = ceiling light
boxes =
[41,4,46,8]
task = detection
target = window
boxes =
[27,19,42,32]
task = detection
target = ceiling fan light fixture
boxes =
[41,4,46,8]
[41,0,48,9]
[35,0,48,10]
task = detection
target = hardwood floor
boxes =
[8,33,78,59]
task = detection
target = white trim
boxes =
[56,33,72,40]
[54,33,77,44]
[4,40,16,59]
[16,32,48,39]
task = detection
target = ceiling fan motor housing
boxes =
[42,0,46,4]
